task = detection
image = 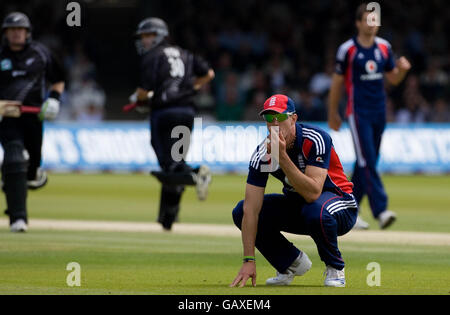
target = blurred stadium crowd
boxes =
[1,0,449,122]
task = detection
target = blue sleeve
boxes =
[335,48,348,75]
[247,165,269,188]
[304,130,331,170]
[384,46,396,72]
[246,144,269,187]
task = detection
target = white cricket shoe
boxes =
[195,165,211,201]
[10,219,28,233]
[353,215,370,230]
[324,266,345,287]
[266,252,312,286]
[378,210,397,229]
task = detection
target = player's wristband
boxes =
[243,256,256,263]
[48,90,61,101]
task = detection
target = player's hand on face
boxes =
[328,112,342,131]
[230,262,257,288]
[278,129,287,154]
[397,56,411,72]
[267,127,287,162]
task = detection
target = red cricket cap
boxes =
[259,94,296,116]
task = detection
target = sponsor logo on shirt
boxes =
[365,60,378,74]
[1,59,12,71]
[12,70,27,77]
[361,60,383,81]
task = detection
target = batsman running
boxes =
[129,17,215,231]
[0,12,65,232]
[231,95,357,288]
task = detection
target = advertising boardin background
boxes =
[0,122,449,174]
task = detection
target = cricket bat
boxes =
[0,100,41,117]
[122,91,154,113]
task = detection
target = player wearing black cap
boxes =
[0,12,65,232]
[130,17,215,231]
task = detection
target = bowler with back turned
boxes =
[230,95,357,288]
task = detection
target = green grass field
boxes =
[0,173,449,295]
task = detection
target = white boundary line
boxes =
[1,219,449,246]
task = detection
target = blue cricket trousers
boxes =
[348,111,388,218]
[232,191,358,271]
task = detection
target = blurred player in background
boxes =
[0,12,65,232]
[231,95,357,288]
[130,17,215,231]
[328,3,411,230]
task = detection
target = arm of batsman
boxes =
[194,69,215,91]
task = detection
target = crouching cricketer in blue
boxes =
[230,95,357,288]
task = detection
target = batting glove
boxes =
[39,98,60,121]
[129,92,151,114]
[129,92,138,103]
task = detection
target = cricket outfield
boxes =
[0,174,449,295]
